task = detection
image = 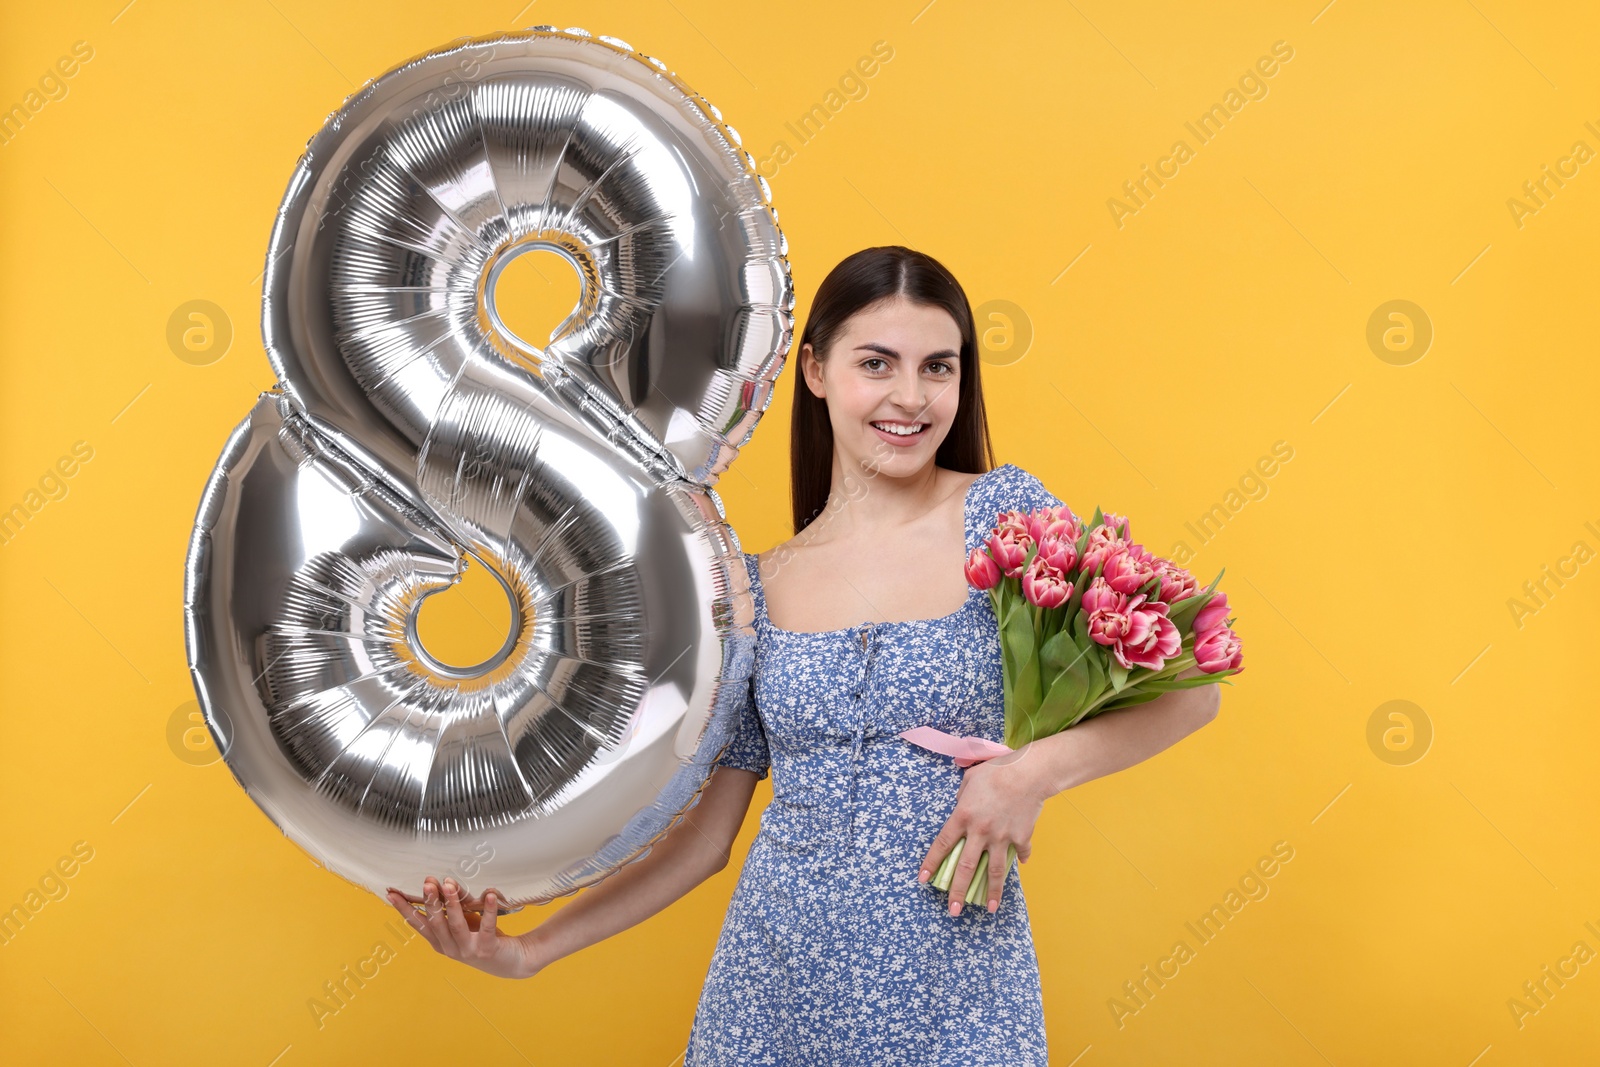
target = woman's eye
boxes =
[860,356,953,374]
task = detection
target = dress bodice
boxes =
[713,463,1065,857]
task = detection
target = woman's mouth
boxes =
[870,420,929,446]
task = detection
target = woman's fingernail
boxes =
[917,869,929,883]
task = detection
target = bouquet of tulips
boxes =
[921,502,1244,904]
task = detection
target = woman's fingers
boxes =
[387,880,511,968]
[442,879,475,944]
[919,816,967,883]
[478,890,501,941]
[386,887,442,951]
[424,878,462,956]
[397,883,448,952]
[947,835,987,915]
[385,887,420,926]
[985,842,1008,912]
[945,835,1015,916]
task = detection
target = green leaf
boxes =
[1067,610,1109,703]
[1163,571,1229,632]
[1167,592,1210,632]
[1002,601,1038,673]
[1108,660,1130,693]
[1035,667,1087,736]
[1047,600,1070,640]
[1038,627,1078,676]
[1141,674,1224,692]
[1000,597,1043,744]
[1091,688,1167,714]
[1072,564,1095,596]
[1082,642,1107,699]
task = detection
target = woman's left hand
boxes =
[917,746,1049,916]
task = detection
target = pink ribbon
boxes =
[898,725,1014,767]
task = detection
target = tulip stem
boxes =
[929,835,1019,905]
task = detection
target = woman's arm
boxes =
[921,670,1221,915]
[522,765,761,971]
[1014,670,1221,799]
[392,763,762,979]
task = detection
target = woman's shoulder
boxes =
[965,462,1065,525]
[739,546,780,597]
[742,544,781,577]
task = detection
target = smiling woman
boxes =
[684,247,1065,1065]
[678,246,1220,1065]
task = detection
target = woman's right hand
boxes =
[387,877,548,980]
[381,767,757,983]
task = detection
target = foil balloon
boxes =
[184,26,792,908]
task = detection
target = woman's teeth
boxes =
[872,421,926,436]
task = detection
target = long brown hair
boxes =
[789,245,996,534]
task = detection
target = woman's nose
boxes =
[890,368,927,412]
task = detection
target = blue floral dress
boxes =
[686,463,1065,1067]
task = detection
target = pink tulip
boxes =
[1080,577,1182,671]
[1079,540,1112,576]
[1026,505,1081,546]
[1101,543,1160,596]
[1080,519,1135,575]
[965,546,1001,590]
[1034,532,1079,575]
[993,509,1032,542]
[1153,560,1200,604]
[1193,591,1231,634]
[1022,556,1071,608]
[1194,625,1243,674]
[986,530,1030,579]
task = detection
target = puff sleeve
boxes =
[711,673,769,780]
[712,555,769,780]
[966,462,1067,548]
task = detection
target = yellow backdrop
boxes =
[3,1,1598,1063]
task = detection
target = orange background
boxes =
[2,1,1598,1064]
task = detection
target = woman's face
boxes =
[801,294,964,481]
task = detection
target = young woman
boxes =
[387,246,1221,1065]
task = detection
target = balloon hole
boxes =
[485,243,584,356]
[411,554,521,676]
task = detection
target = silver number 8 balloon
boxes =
[183,27,791,908]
